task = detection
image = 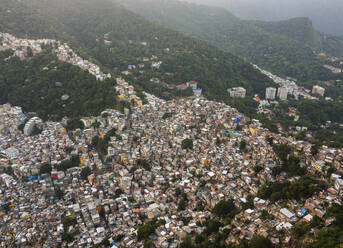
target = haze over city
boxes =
[1,0,343,247]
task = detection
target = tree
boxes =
[178,198,187,211]
[40,163,52,175]
[266,137,274,146]
[92,136,100,147]
[65,146,73,153]
[257,176,327,203]
[182,138,193,150]
[115,188,124,198]
[212,200,236,218]
[143,240,154,248]
[30,125,42,136]
[292,223,310,239]
[26,47,33,57]
[55,186,64,200]
[137,159,151,170]
[91,135,109,157]
[253,165,263,173]
[162,112,173,119]
[80,166,92,180]
[310,228,342,248]
[311,145,319,156]
[327,203,343,228]
[101,238,110,247]
[18,122,25,132]
[5,166,14,176]
[62,215,77,230]
[66,118,84,131]
[137,218,166,240]
[260,210,272,221]
[204,219,222,235]
[249,235,274,248]
[240,140,247,152]
[180,235,195,248]
[1,203,11,213]
[56,155,80,171]
[242,194,255,210]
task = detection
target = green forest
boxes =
[0,0,274,108]
[0,50,122,121]
[122,0,343,84]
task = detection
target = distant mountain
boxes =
[122,0,343,83]
[251,18,343,58]
[0,0,273,112]
[185,0,343,36]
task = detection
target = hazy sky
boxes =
[185,0,343,35]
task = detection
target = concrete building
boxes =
[277,87,288,100]
[4,147,20,159]
[228,87,246,98]
[312,85,325,97]
[265,87,277,100]
[23,117,42,136]
[187,81,198,90]
[193,88,202,97]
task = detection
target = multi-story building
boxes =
[312,85,325,97]
[277,87,288,100]
[265,87,277,100]
[23,117,42,136]
[228,87,246,98]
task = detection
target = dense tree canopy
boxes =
[0,51,121,121]
[0,0,274,109]
[39,163,52,175]
[80,167,92,180]
[182,138,194,150]
[122,0,343,84]
[258,176,327,203]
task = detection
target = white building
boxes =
[23,117,42,136]
[280,208,295,219]
[4,147,20,159]
[228,87,246,98]
[277,87,288,100]
[312,85,325,97]
[193,88,202,97]
[265,87,277,100]
[335,178,343,191]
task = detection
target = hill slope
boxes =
[0,0,274,107]
[121,0,343,84]
[251,18,343,58]
[185,0,343,36]
[0,50,122,121]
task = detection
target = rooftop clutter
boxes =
[0,91,343,247]
[0,32,111,81]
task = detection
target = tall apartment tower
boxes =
[277,87,288,100]
[265,87,277,100]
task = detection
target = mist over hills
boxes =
[185,0,343,36]
[122,0,343,84]
[0,0,274,118]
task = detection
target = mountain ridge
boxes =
[185,0,343,36]
[121,0,343,84]
[0,0,275,118]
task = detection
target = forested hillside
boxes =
[0,50,123,121]
[186,0,343,36]
[252,18,343,59]
[251,17,323,49]
[0,0,274,108]
[122,0,343,84]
